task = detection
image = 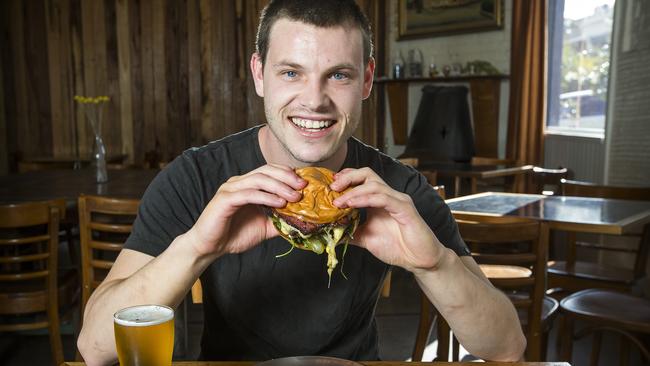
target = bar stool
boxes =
[560,288,650,365]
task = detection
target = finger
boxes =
[334,181,406,208]
[340,192,414,219]
[221,172,302,202]
[216,189,287,215]
[229,164,306,190]
[252,164,307,190]
[331,167,382,191]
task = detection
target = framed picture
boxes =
[398,0,504,40]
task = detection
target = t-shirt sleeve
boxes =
[403,168,471,257]
[124,153,206,257]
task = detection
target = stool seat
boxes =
[560,288,650,334]
[480,264,532,278]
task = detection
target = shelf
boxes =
[374,74,509,84]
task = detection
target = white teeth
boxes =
[291,118,334,129]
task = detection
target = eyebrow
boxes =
[271,61,304,70]
[270,61,359,74]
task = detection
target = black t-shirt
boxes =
[125,125,469,361]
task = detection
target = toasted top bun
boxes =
[274,167,354,224]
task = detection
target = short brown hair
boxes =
[255,0,374,65]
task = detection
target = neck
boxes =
[258,125,348,171]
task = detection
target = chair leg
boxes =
[47,304,64,366]
[452,335,460,361]
[541,328,549,361]
[560,315,574,362]
[589,331,601,366]
[619,337,630,366]
[555,314,566,355]
[412,291,434,361]
[435,316,450,361]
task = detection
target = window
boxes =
[547,0,615,137]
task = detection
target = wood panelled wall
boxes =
[0,0,383,170]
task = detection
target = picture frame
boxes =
[398,0,504,40]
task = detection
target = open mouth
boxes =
[290,117,336,131]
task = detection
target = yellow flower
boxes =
[73,95,110,104]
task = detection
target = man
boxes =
[77,0,525,364]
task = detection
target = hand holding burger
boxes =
[266,167,360,285]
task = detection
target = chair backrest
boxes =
[450,215,549,360]
[528,167,570,195]
[561,179,650,200]
[470,156,516,166]
[560,179,650,279]
[0,200,67,365]
[78,195,139,314]
[0,200,66,313]
[397,157,419,167]
[433,185,446,200]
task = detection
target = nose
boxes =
[298,77,331,112]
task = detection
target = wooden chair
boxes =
[548,180,650,295]
[413,216,558,361]
[78,195,140,317]
[191,280,203,304]
[78,195,198,358]
[470,156,516,166]
[0,200,78,366]
[397,157,419,168]
[527,167,570,195]
[470,156,519,193]
[559,289,650,365]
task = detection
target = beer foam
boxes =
[114,305,174,327]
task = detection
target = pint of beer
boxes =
[113,304,174,366]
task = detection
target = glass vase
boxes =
[93,134,108,183]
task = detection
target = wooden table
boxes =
[446,192,650,235]
[18,154,129,172]
[63,362,570,366]
[0,168,159,204]
[418,161,534,197]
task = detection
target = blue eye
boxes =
[284,71,297,78]
[331,72,348,80]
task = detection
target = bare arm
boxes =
[77,164,306,366]
[331,168,525,361]
[414,253,525,361]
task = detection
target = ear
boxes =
[362,57,375,100]
[250,52,265,97]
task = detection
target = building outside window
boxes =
[547,0,615,138]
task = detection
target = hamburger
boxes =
[267,167,360,285]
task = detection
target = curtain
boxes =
[507,0,548,174]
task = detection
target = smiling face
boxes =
[251,19,374,168]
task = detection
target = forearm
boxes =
[78,232,214,366]
[413,248,525,361]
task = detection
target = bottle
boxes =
[407,49,423,77]
[429,56,438,77]
[392,51,405,79]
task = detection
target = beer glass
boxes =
[113,304,174,366]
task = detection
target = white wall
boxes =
[604,0,650,186]
[383,0,512,158]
